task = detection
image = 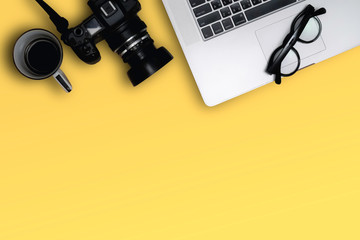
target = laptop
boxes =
[162,0,360,106]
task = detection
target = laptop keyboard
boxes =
[188,0,301,40]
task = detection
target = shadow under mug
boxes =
[13,29,72,92]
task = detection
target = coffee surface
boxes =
[26,39,61,75]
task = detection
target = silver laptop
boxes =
[162,0,360,106]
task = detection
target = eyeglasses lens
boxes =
[294,16,322,43]
[273,47,300,76]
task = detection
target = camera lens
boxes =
[105,16,173,86]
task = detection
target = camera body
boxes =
[62,0,139,64]
[37,0,173,86]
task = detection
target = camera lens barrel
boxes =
[105,16,173,86]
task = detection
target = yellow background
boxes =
[1,1,359,239]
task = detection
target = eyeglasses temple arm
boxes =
[314,8,326,16]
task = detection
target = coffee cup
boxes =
[13,29,72,92]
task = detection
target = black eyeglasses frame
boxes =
[266,5,327,85]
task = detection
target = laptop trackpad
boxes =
[256,15,326,70]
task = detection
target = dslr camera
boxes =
[36,0,173,86]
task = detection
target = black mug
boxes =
[13,29,72,92]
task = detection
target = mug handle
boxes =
[52,69,72,93]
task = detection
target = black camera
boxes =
[35,0,173,86]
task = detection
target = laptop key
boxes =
[240,0,252,10]
[222,18,234,30]
[212,22,224,34]
[251,0,262,6]
[201,26,214,38]
[211,0,223,10]
[189,0,206,8]
[232,13,246,26]
[245,0,297,21]
[220,7,232,18]
[194,3,212,17]
[198,11,222,27]
[222,0,233,6]
[230,3,242,14]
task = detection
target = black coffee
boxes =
[25,39,61,75]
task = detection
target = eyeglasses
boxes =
[266,5,326,85]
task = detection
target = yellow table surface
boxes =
[1,1,360,239]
